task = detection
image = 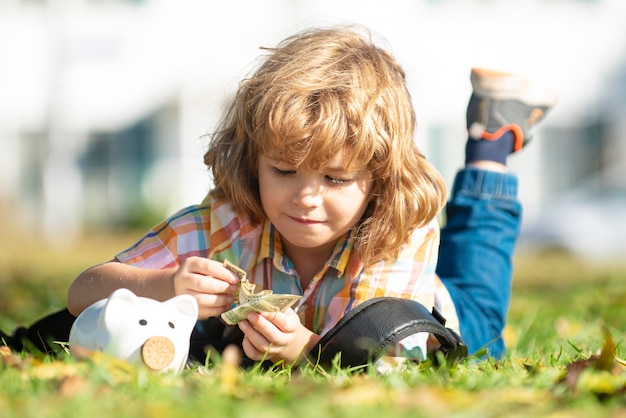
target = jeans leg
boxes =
[436,167,521,358]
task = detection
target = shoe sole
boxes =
[471,68,558,107]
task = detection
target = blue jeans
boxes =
[436,167,521,358]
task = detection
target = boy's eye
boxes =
[270,165,353,185]
[272,167,295,176]
[325,175,350,185]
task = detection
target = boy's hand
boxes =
[238,308,321,364]
[173,257,240,319]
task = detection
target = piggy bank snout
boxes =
[141,335,177,371]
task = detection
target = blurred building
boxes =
[0,0,625,258]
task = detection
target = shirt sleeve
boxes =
[115,204,213,269]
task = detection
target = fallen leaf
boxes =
[595,327,617,373]
[58,375,88,397]
[0,346,25,369]
[556,327,626,398]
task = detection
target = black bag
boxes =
[310,297,467,368]
[0,308,75,354]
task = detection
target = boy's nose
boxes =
[292,182,323,207]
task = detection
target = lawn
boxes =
[1,227,625,418]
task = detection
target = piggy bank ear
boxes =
[102,288,138,326]
[166,294,198,321]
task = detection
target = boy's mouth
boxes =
[288,215,323,225]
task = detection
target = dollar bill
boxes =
[221,259,301,325]
[221,294,301,325]
[223,259,250,305]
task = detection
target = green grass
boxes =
[1,230,625,417]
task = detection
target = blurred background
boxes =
[1,0,625,262]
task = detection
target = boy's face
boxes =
[258,151,373,262]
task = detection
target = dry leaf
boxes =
[0,345,25,369]
[556,327,626,397]
[58,375,88,397]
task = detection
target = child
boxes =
[67,26,448,364]
[4,26,556,363]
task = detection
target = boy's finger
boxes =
[259,311,295,332]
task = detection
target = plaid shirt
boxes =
[116,196,456,357]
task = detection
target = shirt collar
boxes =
[256,220,355,278]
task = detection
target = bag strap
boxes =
[309,297,467,368]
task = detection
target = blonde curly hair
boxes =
[204,25,446,265]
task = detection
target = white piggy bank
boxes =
[69,288,198,373]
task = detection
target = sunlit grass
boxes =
[1,225,625,417]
